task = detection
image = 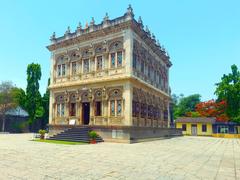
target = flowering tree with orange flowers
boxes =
[195,100,229,122]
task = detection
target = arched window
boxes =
[56,95,65,117]
[69,94,77,116]
[132,89,139,117]
[82,48,92,73]
[109,41,123,68]
[109,89,122,117]
[70,51,79,75]
[56,55,66,77]
[94,90,102,116]
[95,46,104,71]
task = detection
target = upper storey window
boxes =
[109,41,123,68]
[117,51,122,67]
[83,59,89,73]
[71,62,77,75]
[141,60,144,73]
[58,65,61,76]
[111,53,115,68]
[133,53,137,69]
[56,95,65,117]
[62,64,66,76]
[96,56,103,70]
[57,64,66,77]
[109,89,123,117]
[56,56,66,77]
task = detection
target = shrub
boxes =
[38,129,47,139]
[88,131,98,140]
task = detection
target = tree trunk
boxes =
[2,114,5,132]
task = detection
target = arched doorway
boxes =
[82,102,90,125]
[81,92,90,125]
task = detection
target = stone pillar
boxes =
[65,102,69,122]
[167,101,171,128]
[103,52,109,70]
[123,82,132,126]
[49,91,54,125]
[78,102,82,125]
[123,29,133,76]
[90,101,94,125]
[50,53,55,84]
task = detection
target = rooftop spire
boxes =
[125,4,134,19]
[77,22,82,30]
[127,4,133,13]
[152,33,156,42]
[90,17,95,26]
[50,32,56,42]
[103,13,109,21]
[65,26,71,36]
[77,22,82,34]
[138,16,144,29]
[145,25,150,36]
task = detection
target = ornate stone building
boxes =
[47,5,179,142]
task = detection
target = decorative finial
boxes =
[104,13,109,21]
[145,25,150,36]
[77,22,82,34]
[65,26,71,34]
[125,4,134,19]
[161,45,166,52]
[152,33,156,41]
[90,17,95,25]
[156,40,160,47]
[166,51,169,57]
[138,16,144,29]
[50,32,56,40]
[127,4,133,13]
[77,22,82,30]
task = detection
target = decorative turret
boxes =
[138,16,144,29]
[65,26,71,35]
[103,13,109,22]
[90,17,95,26]
[125,4,134,20]
[156,40,160,47]
[103,13,110,28]
[76,22,82,35]
[89,17,95,32]
[77,22,82,30]
[145,26,151,36]
[152,33,156,43]
[50,32,56,42]
[64,26,71,39]
[85,21,88,29]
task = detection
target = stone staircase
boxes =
[48,126,104,143]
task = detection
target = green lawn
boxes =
[33,139,87,145]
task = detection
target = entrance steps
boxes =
[48,126,104,143]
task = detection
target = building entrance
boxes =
[82,102,90,125]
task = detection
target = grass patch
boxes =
[33,139,87,145]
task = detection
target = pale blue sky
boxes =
[0,0,239,100]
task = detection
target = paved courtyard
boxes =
[0,134,239,180]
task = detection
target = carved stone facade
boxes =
[47,5,172,129]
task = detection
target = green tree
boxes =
[12,87,26,109]
[215,64,240,122]
[0,81,18,131]
[41,78,50,129]
[25,63,43,129]
[174,94,201,118]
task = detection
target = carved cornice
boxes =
[47,14,172,67]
